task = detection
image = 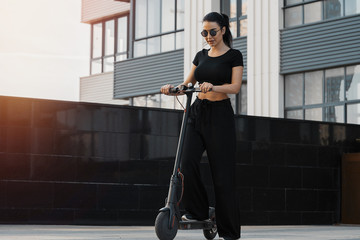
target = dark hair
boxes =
[203,12,233,48]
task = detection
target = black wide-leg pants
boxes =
[180,97,240,239]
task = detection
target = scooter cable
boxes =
[177,169,185,206]
[176,95,185,110]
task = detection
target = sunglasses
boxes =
[201,29,220,37]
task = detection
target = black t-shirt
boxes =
[192,48,243,85]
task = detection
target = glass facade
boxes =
[285,65,360,123]
[134,0,184,58]
[115,0,186,110]
[284,0,360,28]
[91,15,129,75]
[283,1,360,124]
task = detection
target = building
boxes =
[80,0,360,124]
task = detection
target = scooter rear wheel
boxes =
[155,211,178,240]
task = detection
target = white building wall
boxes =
[184,0,220,79]
[247,0,283,117]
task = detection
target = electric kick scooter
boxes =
[155,83,217,240]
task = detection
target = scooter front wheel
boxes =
[155,211,178,240]
[203,227,218,240]
[203,207,217,239]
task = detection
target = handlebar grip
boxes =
[169,87,179,94]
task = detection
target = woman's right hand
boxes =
[160,84,174,95]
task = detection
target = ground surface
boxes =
[0,225,359,240]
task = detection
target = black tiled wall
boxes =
[0,96,359,225]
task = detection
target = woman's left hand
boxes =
[199,82,213,93]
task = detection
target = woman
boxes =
[160,12,243,240]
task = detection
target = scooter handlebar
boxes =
[169,85,206,94]
[169,87,181,94]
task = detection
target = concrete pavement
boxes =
[0,225,359,240]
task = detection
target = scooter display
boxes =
[155,84,217,240]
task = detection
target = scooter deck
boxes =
[179,220,216,230]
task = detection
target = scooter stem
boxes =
[172,90,193,174]
[162,90,194,229]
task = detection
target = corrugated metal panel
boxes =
[114,50,184,99]
[81,0,130,23]
[233,37,247,81]
[281,15,360,74]
[80,72,128,105]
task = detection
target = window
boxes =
[347,103,360,124]
[285,5,302,27]
[239,83,247,114]
[325,67,344,103]
[285,73,303,107]
[346,65,360,101]
[305,71,323,105]
[221,0,248,37]
[286,109,303,119]
[324,0,344,19]
[284,0,360,28]
[117,17,128,61]
[91,15,129,75]
[104,20,115,72]
[284,65,360,123]
[134,0,184,57]
[91,23,102,74]
[345,0,360,15]
[325,105,344,122]
[304,1,322,23]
